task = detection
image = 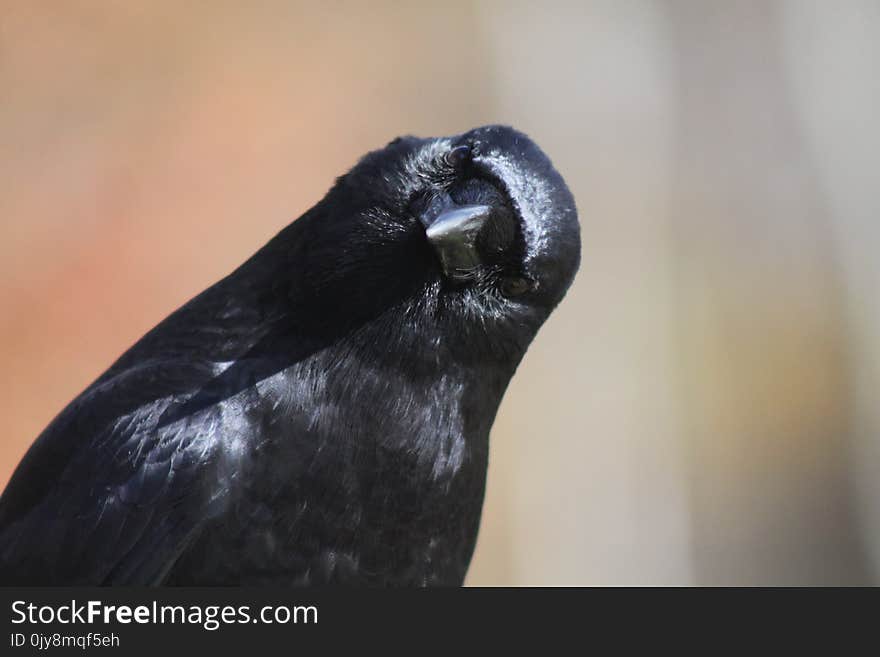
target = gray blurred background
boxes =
[1,1,878,585]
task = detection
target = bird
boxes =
[0,125,580,585]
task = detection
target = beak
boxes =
[421,204,492,281]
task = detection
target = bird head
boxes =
[292,125,580,363]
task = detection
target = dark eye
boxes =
[445,145,472,168]
[500,276,532,297]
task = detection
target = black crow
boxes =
[0,125,580,585]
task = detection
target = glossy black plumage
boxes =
[0,125,580,585]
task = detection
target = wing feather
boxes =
[0,361,231,585]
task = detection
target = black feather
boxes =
[0,125,580,585]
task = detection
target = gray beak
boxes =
[422,204,492,281]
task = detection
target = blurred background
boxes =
[1,1,878,585]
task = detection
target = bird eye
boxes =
[445,145,472,168]
[500,276,532,297]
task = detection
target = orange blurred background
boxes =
[2,1,879,584]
